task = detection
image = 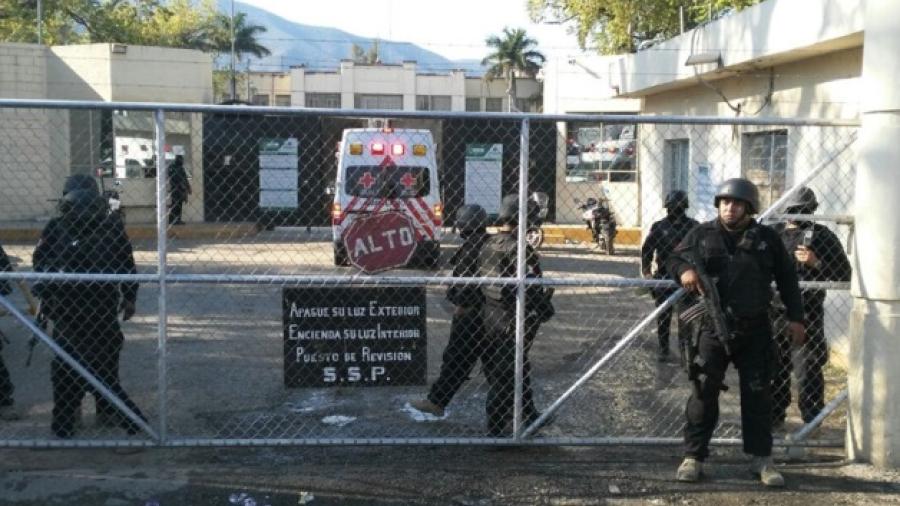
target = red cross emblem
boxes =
[359,171,375,189]
[399,172,416,189]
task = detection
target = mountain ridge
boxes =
[218,1,485,75]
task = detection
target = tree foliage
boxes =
[0,0,269,62]
[527,0,763,54]
[349,39,380,64]
[481,27,545,112]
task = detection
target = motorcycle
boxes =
[576,197,617,255]
[526,192,549,249]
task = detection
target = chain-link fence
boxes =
[0,100,856,449]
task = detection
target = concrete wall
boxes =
[1,43,212,224]
[637,47,861,229]
[0,44,68,222]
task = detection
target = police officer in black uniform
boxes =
[771,187,851,428]
[641,190,699,362]
[33,189,145,438]
[667,178,804,487]
[0,244,20,421]
[410,205,490,417]
[479,195,554,437]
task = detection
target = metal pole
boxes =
[0,296,158,439]
[679,6,685,34]
[513,118,530,439]
[229,0,236,101]
[154,109,168,443]
[522,288,685,438]
[37,0,42,44]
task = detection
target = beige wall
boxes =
[0,44,69,222]
[1,43,212,224]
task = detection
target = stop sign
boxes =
[343,211,418,273]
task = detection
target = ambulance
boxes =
[331,127,442,268]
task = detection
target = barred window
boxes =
[275,94,292,107]
[465,98,481,112]
[251,94,270,106]
[664,139,690,195]
[485,97,503,112]
[355,94,403,110]
[305,93,341,108]
[742,129,788,210]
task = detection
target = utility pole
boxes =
[229,0,237,101]
[37,0,42,44]
[246,58,252,102]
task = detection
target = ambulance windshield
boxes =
[345,166,430,198]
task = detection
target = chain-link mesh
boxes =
[0,102,856,449]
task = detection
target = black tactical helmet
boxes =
[59,189,107,230]
[455,204,488,233]
[714,178,760,214]
[783,186,818,214]
[62,174,100,196]
[664,190,689,211]
[497,194,540,225]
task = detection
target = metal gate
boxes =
[0,99,856,449]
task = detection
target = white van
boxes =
[332,128,442,268]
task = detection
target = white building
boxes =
[240,61,541,113]
[0,43,213,224]
[609,0,861,231]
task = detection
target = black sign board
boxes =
[283,286,427,387]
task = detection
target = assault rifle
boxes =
[678,252,733,357]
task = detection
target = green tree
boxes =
[0,0,269,62]
[204,10,270,61]
[527,0,762,54]
[349,39,380,64]
[481,27,545,112]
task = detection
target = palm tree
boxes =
[207,11,271,61]
[481,28,545,112]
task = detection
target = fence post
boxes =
[154,108,168,444]
[848,0,900,468]
[514,117,530,439]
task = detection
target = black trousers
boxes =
[684,318,774,460]
[0,342,13,406]
[772,304,827,423]
[168,197,185,225]
[427,307,484,408]
[51,322,145,438]
[653,286,677,353]
[481,304,538,436]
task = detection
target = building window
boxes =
[354,94,403,110]
[465,98,481,112]
[514,98,531,112]
[252,94,270,106]
[305,93,341,108]
[416,95,452,111]
[664,139,690,195]
[485,97,503,112]
[275,94,291,107]
[742,129,788,210]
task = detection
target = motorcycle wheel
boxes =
[601,232,614,255]
[526,227,544,249]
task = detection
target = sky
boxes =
[238,0,587,61]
